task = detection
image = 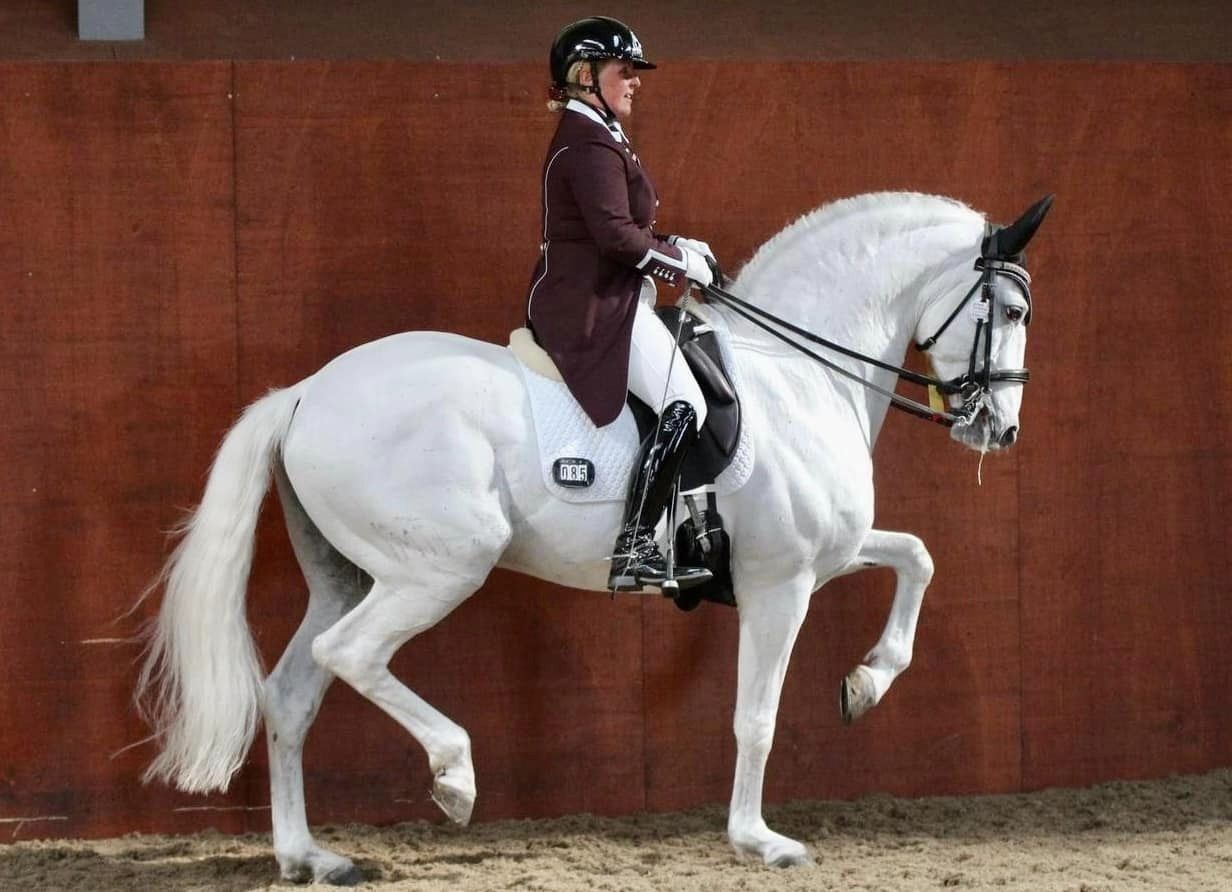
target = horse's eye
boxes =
[1006,306,1026,323]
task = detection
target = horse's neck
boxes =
[722,206,980,446]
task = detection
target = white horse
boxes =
[136,191,1052,884]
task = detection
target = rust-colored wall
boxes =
[4,1,1229,61]
[1,58,1229,842]
[0,61,241,838]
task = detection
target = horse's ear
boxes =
[987,194,1055,259]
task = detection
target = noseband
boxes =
[914,257,1033,422]
[700,255,1033,428]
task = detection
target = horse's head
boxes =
[915,194,1054,452]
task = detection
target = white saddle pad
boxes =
[511,308,754,504]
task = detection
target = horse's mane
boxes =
[736,191,984,288]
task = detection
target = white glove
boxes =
[669,235,716,263]
[680,246,714,288]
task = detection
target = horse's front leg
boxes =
[727,579,814,868]
[839,529,934,723]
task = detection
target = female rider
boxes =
[525,16,716,593]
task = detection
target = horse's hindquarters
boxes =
[282,333,524,586]
[279,331,625,594]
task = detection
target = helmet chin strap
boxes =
[584,59,619,123]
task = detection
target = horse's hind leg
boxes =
[264,467,370,885]
[309,542,507,827]
[840,529,934,724]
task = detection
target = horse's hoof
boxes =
[730,826,813,868]
[280,851,362,887]
[432,769,476,826]
[768,846,814,869]
[280,864,312,884]
[840,665,878,724]
[320,863,365,886]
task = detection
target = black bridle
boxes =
[699,255,1033,428]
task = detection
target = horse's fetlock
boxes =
[430,730,473,775]
[867,645,912,677]
[728,815,768,841]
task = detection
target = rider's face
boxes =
[587,60,640,121]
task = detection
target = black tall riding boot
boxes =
[608,401,713,593]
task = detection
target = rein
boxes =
[700,257,1033,428]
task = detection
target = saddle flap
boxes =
[652,305,743,487]
[681,339,736,406]
[512,308,752,501]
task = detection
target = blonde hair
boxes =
[547,60,592,112]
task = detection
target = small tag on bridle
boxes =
[552,457,595,488]
[969,298,990,323]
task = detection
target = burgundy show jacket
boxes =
[525,101,690,427]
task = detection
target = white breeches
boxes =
[627,300,708,428]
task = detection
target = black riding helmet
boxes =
[548,17,655,118]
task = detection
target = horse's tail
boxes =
[134,384,304,794]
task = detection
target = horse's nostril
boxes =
[999,426,1019,447]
